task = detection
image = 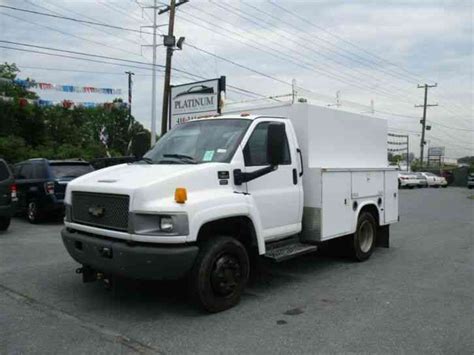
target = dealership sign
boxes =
[428,147,445,157]
[169,76,226,129]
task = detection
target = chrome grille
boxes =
[71,192,129,231]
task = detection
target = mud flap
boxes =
[376,225,390,248]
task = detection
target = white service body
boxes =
[63,103,397,266]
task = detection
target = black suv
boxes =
[0,159,16,231]
[14,159,94,223]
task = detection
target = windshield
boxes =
[50,163,94,178]
[143,119,251,164]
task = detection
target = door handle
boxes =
[292,169,297,185]
[297,148,304,177]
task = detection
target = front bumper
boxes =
[61,228,198,280]
[400,181,417,187]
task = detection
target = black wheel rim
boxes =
[210,254,242,297]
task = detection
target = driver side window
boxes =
[243,122,291,166]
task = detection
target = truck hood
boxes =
[65,163,234,209]
[69,163,197,189]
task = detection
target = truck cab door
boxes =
[242,120,302,241]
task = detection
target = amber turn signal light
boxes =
[175,188,187,204]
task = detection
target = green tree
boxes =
[0,62,150,163]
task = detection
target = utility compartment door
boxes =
[384,171,398,223]
[321,172,352,239]
[351,171,384,198]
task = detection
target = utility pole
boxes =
[125,71,134,155]
[125,71,134,119]
[159,0,188,135]
[138,0,162,146]
[415,84,438,168]
[291,78,297,103]
[150,0,158,145]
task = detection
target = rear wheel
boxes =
[190,236,249,313]
[0,217,11,231]
[27,201,41,224]
[350,212,377,261]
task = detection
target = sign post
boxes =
[169,76,226,130]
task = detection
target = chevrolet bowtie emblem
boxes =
[88,205,105,217]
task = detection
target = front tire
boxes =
[350,212,377,261]
[0,217,11,231]
[190,236,250,313]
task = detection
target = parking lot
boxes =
[1,187,473,354]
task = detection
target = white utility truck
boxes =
[62,103,398,312]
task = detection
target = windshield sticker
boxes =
[203,150,215,161]
[217,148,227,154]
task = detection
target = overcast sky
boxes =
[0,0,472,159]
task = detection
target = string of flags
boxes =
[16,79,122,95]
[387,132,408,153]
[8,78,122,95]
[0,94,128,109]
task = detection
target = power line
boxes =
[33,0,146,47]
[177,8,414,106]
[17,65,149,76]
[0,42,274,101]
[266,1,426,84]
[0,40,163,69]
[0,45,158,72]
[0,12,145,59]
[225,1,419,98]
[0,4,162,35]
[429,121,474,132]
[266,1,471,120]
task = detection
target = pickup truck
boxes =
[61,103,398,312]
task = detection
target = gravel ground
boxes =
[1,187,473,354]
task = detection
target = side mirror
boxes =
[267,123,286,166]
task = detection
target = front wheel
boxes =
[350,212,377,261]
[190,236,250,313]
[0,217,11,231]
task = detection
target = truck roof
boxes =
[193,113,288,122]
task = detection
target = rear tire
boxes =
[190,236,249,313]
[0,217,11,231]
[27,201,41,224]
[350,212,377,262]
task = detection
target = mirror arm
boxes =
[233,166,277,185]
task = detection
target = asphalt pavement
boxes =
[1,188,473,354]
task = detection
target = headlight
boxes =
[130,213,188,236]
[159,216,174,232]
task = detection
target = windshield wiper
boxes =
[136,157,154,164]
[163,154,197,164]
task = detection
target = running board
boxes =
[264,238,318,262]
